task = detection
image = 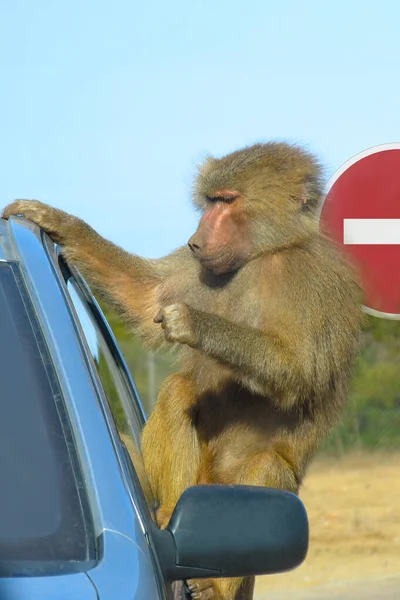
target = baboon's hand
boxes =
[2,199,83,245]
[186,578,220,599]
[154,303,198,347]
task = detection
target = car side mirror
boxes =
[152,484,308,582]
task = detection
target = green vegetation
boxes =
[103,306,400,455]
[323,315,400,454]
[101,306,176,416]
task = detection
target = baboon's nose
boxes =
[188,235,201,254]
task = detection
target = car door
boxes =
[61,260,187,600]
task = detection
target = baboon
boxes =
[3,142,363,600]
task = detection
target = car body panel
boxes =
[88,530,162,600]
[0,572,97,600]
[0,217,166,599]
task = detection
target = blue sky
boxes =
[1,0,399,257]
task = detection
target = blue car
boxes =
[0,216,309,599]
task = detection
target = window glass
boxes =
[66,277,155,512]
[0,262,95,572]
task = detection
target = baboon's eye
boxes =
[206,194,239,204]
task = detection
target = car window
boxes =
[65,275,156,513]
[0,262,95,573]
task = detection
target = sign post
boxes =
[317,143,400,320]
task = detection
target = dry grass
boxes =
[255,452,400,598]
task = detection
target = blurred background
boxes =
[1,1,399,597]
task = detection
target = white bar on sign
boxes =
[343,219,400,245]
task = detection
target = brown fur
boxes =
[3,141,364,600]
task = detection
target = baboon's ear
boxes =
[300,177,321,213]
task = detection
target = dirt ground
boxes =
[254,452,400,599]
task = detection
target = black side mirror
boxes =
[152,484,308,582]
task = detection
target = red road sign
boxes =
[317,144,400,320]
